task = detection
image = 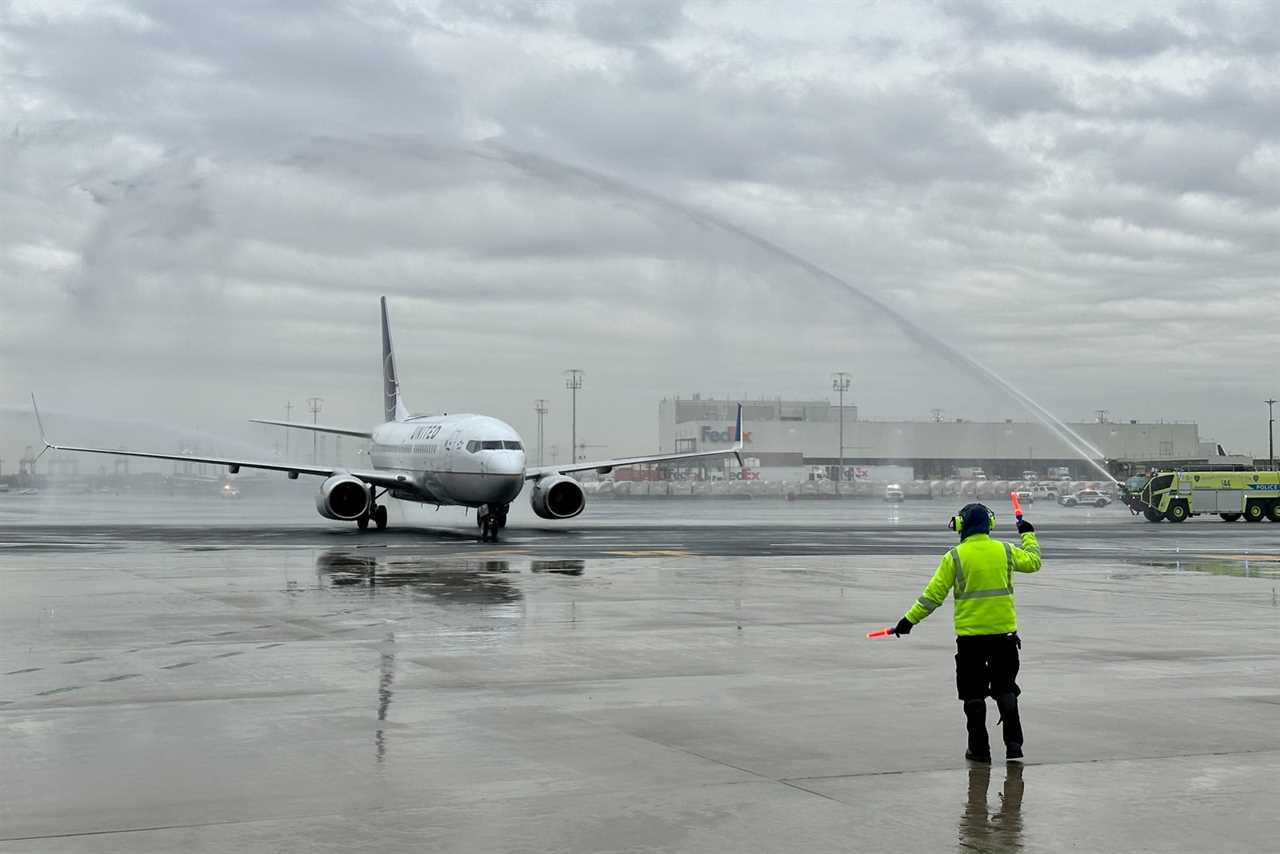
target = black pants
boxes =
[955,633,1020,701]
[957,633,1024,753]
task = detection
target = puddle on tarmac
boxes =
[314,549,586,604]
[1130,556,1280,580]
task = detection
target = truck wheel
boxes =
[1245,502,1265,523]
[1143,508,1161,522]
[1166,502,1189,523]
[1219,513,1241,522]
[1267,502,1280,523]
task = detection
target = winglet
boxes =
[31,393,55,463]
[31,393,51,448]
[733,403,745,467]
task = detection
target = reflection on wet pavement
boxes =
[316,550,524,605]
[960,764,1024,853]
[1151,555,1280,579]
[531,559,586,575]
[310,552,585,763]
[376,633,394,764]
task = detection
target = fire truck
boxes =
[1122,469,1280,523]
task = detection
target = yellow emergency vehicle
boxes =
[1122,470,1280,523]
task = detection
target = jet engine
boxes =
[315,474,371,521]
[529,475,586,520]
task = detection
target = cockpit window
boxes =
[469,439,522,451]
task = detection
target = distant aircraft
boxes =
[35,298,743,541]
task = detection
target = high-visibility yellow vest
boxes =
[904,532,1041,636]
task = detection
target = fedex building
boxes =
[658,395,1204,482]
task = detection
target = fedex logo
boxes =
[701,426,751,444]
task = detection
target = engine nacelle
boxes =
[315,474,371,521]
[529,475,586,520]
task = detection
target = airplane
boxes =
[33,297,744,541]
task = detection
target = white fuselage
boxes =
[368,414,527,507]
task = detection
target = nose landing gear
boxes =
[477,504,509,542]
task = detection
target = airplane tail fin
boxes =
[381,296,411,423]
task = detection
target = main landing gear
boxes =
[357,495,389,532]
[477,504,509,543]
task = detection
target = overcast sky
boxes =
[2,0,1278,466]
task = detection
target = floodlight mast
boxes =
[832,372,851,495]
[564,370,583,462]
[1267,398,1277,471]
[534,399,549,467]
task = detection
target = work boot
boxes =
[995,692,1024,760]
[964,699,991,762]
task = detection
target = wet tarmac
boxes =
[3,497,1279,851]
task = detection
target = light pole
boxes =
[1267,398,1277,471]
[564,370,583,463]
[307,397,324,465]
[832,372,851,496]
[534,399,549,467]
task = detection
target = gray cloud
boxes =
[2,0,1278,463]
[574,0,688,45]
[944,0,1193,58]
[953,61,1076,117]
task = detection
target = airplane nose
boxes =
[489,452,526,477]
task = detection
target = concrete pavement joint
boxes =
[781,745,1280,784]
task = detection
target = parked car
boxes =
[884,483,905,502]
[1012,490,1036,505]
[1060,489,1111,508]
[1030,484,1060,501]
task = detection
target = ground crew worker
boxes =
[891,503,1041,762]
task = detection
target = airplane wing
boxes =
[33,398,409,490]
[526,403,745,480]
[249,418,373,439]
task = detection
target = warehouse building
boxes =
[658,396,1204,481]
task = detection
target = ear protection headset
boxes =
[948,503,996,534]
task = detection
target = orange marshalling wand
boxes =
[866,627,895,638]
[1010,492,1024,521]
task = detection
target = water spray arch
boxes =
[479,144,1118,485]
